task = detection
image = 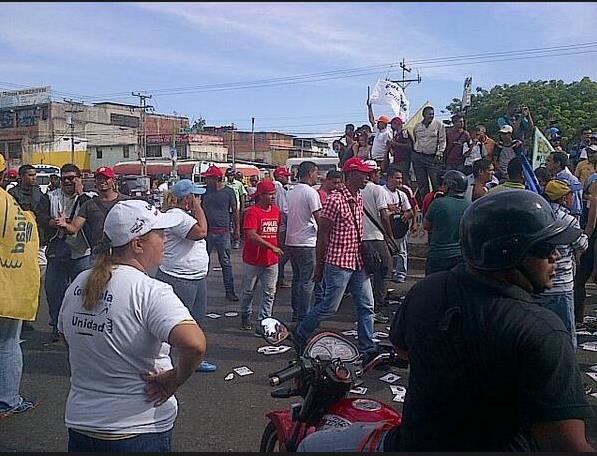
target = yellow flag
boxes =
[0,188,40,320]
[405,100,432,137]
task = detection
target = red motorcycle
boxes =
[259,318,405,452]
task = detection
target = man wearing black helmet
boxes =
[297,190,594,452]
[423,170,470,275]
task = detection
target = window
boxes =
[146,145,162,158]
[8,142,22,159]
[96,148,103,159]
[123,145,130,158]
[16,109,37,127]
[176,143,186,159]
[0,111,14,128]
[110,113,139,128]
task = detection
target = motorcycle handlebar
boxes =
[269,363,303,387]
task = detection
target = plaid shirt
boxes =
[320,184,364,270]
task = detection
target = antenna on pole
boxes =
[390,59,422,91]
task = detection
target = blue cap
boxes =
[171,179,206,198]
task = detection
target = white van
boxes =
[286,157,339,184]
[33,164,60,194]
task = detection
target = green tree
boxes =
[445,77,597,148]
[190,116,206,132]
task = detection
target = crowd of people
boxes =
[0,101,596,451]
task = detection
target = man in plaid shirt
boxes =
[293,157,377,356]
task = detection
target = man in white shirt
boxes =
[367,101,392,171]
[383,165,414,283]
[285,162,322,322]
[412,106,447,201]
[361,161,395,324]
[273,167,293,287]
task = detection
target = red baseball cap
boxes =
[391,116,403,126]
[377,115,391,124]
[95,166,115,179]
[252,179,276,198]
[7,168,18,179]
[273,166,293,177]
[342,157,375,174]
[201,165,224,178]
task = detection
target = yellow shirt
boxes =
[0,187,40,320]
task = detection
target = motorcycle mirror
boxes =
[260,318,290,346]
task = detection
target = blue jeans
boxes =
[206,232,235,294]
[45,255,92,327]
[68,428,172,452]
[297,422,387,452]
[539,292,577,348]
[0,318,23,411]
[295,263,376,355]
[155,270,207,325]
[277,229,290,283]
[240,263,278,322]
[288,246,316,322]
[393,235,408,281]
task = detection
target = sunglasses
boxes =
[528,243,559,259]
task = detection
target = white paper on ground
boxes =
[379,373,400,384]
[233,366,254,376]
[584,316,597,323]
[576,331,593,336]
[590,365,597,372]
[224,373,234,381]
[586,372,597,382]
[206,313,222,319]
[341,330,358,336]
[581,342,597,351]
[373,332,389,339]
[349,387,368,395]
[224,312,239,317]
[591,392,597,399]
[257,345,292,355]
[391,385,406,402]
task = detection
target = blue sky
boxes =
[1,2,596,139]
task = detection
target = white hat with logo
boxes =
[104,200,182,247]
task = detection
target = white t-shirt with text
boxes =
[285,183,322,247]
[159,208,209,280]
[58,265,193,434]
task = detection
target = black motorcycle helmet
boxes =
[443,170,468,194]
[460,190,582,271]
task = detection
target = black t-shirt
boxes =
[384,264,593,451]
[202,186,237,230]
[78,194,130,247]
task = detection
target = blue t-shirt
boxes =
[202,186,237,230]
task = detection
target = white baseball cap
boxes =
[104,200,182,247]
[499,124,513,134]
[364,159,380,170]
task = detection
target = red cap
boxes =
[7,168,18,179]
[95,166,115,179]
[252,179,276,198]
[201,165,224,178]
[342,157,375,174]
[273,166,293,177]
[391,116,403,126]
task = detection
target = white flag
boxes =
[369,79,410,121]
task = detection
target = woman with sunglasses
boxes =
[538,180,588,347]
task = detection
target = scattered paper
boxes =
[589,365,597,372]
[257,345,292,355]
[341,330,358,336]
[586,372,597,382]
[233,366,254,376]
[206,313,222,319]
[591,393,597,400]
[224,312,239,317]
[386,327,391,332]
[581,342,597,352]
[373,332,389,339]
[584,316,597,323]
[391,385,406,402]
[224,373,234,381]
[350,387,368,395]
[379,373,400,384]
[576,331,594,336]
[212,266,223,271]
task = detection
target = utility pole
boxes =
[64,98,84,164]
[251,117,256,162]
[390,59,422,90]
[132,91,153,176]
[231,122,235,168]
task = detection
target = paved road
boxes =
[1,250,596,451]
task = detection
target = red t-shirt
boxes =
[318,188,327,205]
[243,204,282,267]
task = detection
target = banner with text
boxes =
[532,127,555,170]
[369,79,410,121]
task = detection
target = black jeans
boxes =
[362,240,392,308]
[574,233,596,323]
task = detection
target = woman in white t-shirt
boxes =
[155,180,216,373]
[58,200,206,452]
